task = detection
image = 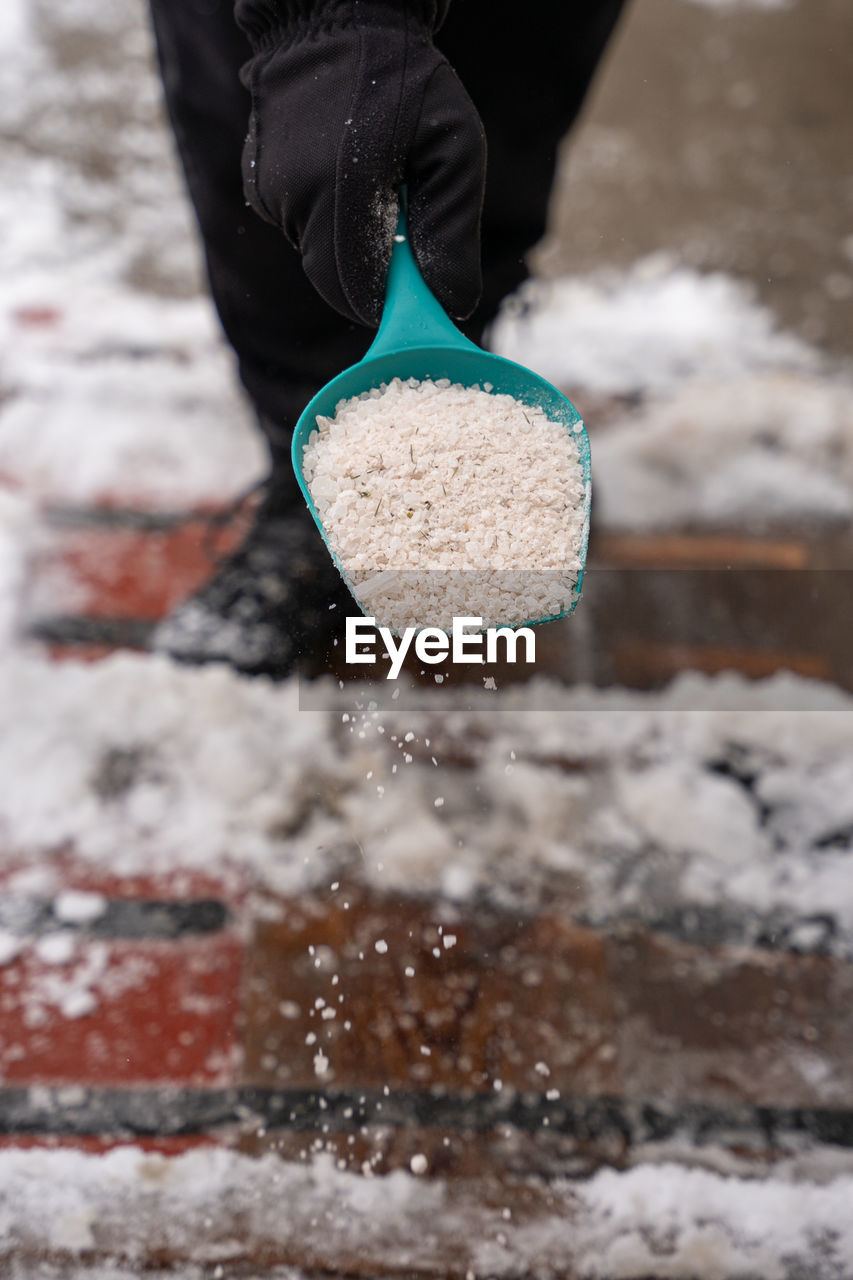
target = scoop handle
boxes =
[365,197,480,360]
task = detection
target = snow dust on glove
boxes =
[235,0,487,326]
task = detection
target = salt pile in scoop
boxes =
[301,377,586,631]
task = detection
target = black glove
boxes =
[235,0,487,326]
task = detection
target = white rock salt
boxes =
[301,378,586,629]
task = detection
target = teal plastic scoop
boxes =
[291,207,591,627]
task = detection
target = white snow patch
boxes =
[492,256,815,399]
[572,1162,851,1277]
[592,371,853,530]
[0,647,851,950]
[0,1146,850,1276]
[0,0,30,51]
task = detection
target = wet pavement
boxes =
[545,0,853,360]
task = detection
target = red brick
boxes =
[613,640,830,684]
[242,889,619,1096]
[13,305,63,328]
[606,930,853,1109]
[0,1135,221,1155]
[591,531,810,570]
[33,517,246,622]
[0,857,248,908]
[0,937,242,1087]
[44,642,139,664]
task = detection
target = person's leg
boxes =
[148,0,626,675]
[436,0,628,340]
[148,0,370,474]
[148,0,360,674]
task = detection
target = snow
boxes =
[0,0,265,512]
[1,623,853,951]
[591,371,853,530]
[492,255,816,399]
[0,1145,851,1277]
[492,263,853,531]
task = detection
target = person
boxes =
[148,0,626,677]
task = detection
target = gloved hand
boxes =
[235,0,486,326]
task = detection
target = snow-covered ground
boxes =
[3,1145,853,1279]
[2,1,853,1276]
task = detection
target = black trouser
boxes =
[148,0,626,472]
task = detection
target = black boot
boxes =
[151,479,353,679]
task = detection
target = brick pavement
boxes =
[3,494,853,1274]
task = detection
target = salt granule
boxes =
[301,378,586,629]
[53,890,107,925]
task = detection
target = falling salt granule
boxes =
[35,933,76,966]
[53,890,108,925]
[443,934,457,949]
[434,797,445,807]
[60,989,97,1020]
[534,1060,550,1076]
[313,1049,330,1076]
[483,676,497,691]
[374,939,388,954]
[410,1153,428,1175]
[405,966,415,977]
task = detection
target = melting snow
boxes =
[0,1146,851,1277]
